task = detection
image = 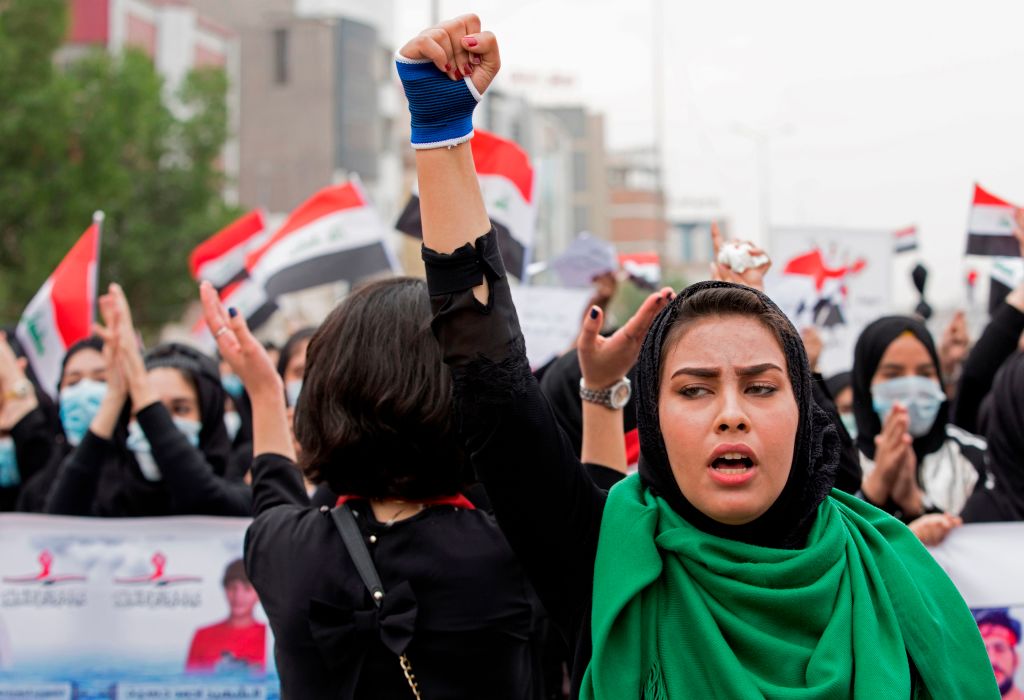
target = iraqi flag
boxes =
[189,210,268,290]
[619,252,661,289]
[893,225,918,253]
[966,184,1021,257]
[16,214,102,398]
[246,181,399,298]
[191,277,277,352]
[396,129,535,278]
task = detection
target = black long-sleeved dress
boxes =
[953,301,1024,435]
[424,231,609,697]
[244,451,541,697]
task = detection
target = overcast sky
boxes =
[395,0,1024,309]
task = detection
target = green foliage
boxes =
[0,0,240,336]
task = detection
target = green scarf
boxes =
[581,474,998,699]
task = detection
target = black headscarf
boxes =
[825,371,852,403]
[144,343,231,476]
[635,281,840,549]
[977,352,1024,519]
[851,316,947,462]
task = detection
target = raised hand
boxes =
[0,330,37,430]
[99,283,154,409]
[200,282,281,398]
[800,327,823,373]
[938,311,969,385]
[709,222,771,291]
[578,287,674,389]
[399,14,500,95]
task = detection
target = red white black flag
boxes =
[189,210,268,290]
[396,129,535,278]
[246,181,399,298]
[966,184,1021,257]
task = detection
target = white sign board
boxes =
[509,285,592,369]
[765,227,893,376]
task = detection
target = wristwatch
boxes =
[579,377,632,410]
[3,378,32,401]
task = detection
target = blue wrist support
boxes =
[396,54,481,149]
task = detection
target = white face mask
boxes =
[126,418,202,481]
[224,411,242,442]
[286,380,303,408]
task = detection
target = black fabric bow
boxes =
[309,581,418,668]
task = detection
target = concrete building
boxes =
[64,0,241,200]
[189,0,401,219]
[607,146,668,256]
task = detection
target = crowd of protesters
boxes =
[0,13,1021,700]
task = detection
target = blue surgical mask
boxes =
[0,436,20,488]
[224,411,242,442]
[872,376,945,438]
[126,418,202,481]
[59,379,108,446]
[840,412,858,441]
[286,380,303,408]
[221,373,244,400]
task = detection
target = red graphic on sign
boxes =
[114,552,203,586]
[3,550,87,585]
[783,249,867,292]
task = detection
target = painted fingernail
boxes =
[444,63,451,71]
[472,55,481,64]
[463,36,478,47]
[589,307,599,320]
[663,291,671,299]
[228,307,238,318]
[462,65,472,76]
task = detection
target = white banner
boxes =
[0,515,278,698]
[509,285,592,369]
[930,522,1024,696]
[765,227,893,376]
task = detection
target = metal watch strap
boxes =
[579,382,615,407]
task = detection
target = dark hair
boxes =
[276,327,316,378]
[294,277,464,500]
[658,285,798,384]
[222,558,249,587]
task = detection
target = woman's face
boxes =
[283,339,310,385]
[60,348,106,390]
[870,333,937,387]
[147,367,200,422]
[658,315,799,525]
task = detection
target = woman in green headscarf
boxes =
[398,14,996,699]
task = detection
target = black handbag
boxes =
[329,503,422,699]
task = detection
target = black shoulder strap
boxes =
[330,503,385,608]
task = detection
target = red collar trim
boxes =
[335,493,476,510]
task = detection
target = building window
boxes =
[273,28,288,85]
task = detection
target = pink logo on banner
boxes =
[3,550,87,585]
[114,552,203,586]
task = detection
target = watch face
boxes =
[610,382,632,409]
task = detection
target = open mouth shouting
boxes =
[708,444,759,486]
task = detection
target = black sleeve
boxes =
[586,463,627,491]
[811,373,862,494]
[423,230,607,637]
[250,452,310,516]
[136,403,252,516]
[953,302,1024,434]
[45,430,113,515]
[10,407,59,491]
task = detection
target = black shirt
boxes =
[424,232,606,698]
[245,451,540,698]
